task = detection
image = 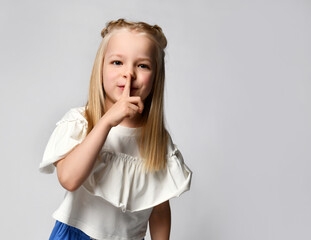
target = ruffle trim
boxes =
[39,107,192,212]
[82,146,192,213]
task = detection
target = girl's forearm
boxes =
[149,201,171,240]
[55,115,112,191]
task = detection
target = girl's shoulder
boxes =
[56,106,88,125]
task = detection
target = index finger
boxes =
[122,76,131,98]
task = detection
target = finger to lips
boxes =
[123,75,131,98]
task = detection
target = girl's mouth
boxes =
[118,86,138,91]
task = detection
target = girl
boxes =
[39,19,192,240]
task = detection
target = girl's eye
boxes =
[138,64,149,69]
[112,61,122,65]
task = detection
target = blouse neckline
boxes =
[111,124,141,136]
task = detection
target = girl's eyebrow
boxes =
[136,57,152,62]
[107,53,124,59]
[107,54,152,62]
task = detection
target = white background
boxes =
[0,0,310,239]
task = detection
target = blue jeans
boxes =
[49,221,145,240]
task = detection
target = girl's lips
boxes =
[118,86,138,91]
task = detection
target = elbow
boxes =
[60,180,80,192]
[56,167,81,192]
[58,174,81,192]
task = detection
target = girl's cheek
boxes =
[142,75,154,98]
[110,72,119,79]
[142,73,154,85]
[104,72,119,84]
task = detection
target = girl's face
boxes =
[102,29,155,109]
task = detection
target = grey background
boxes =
[0,0,310,239]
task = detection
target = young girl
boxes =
[39,19,192,240]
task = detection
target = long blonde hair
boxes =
[85,19,168,172]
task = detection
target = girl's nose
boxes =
[123,68,136,80]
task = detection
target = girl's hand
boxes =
[103,77,144,127]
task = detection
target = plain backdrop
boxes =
[0,0,310,239]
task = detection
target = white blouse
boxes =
[39,107,192,240]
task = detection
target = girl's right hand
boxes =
[103,77,144,127]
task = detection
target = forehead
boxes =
[105,29,155,58]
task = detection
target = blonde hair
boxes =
[85,19,168,172]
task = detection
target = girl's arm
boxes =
[149,200,171,240]
[55,78,143,192]
[54,115,112,192]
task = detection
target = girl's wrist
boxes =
[97,115,113,132]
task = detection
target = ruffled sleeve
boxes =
[82,138,192,213]
[39,107,88,174]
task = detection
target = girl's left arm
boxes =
[149,200,171,240]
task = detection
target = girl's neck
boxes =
[119,114,143,128]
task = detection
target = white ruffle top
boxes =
[39,107,192,240]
